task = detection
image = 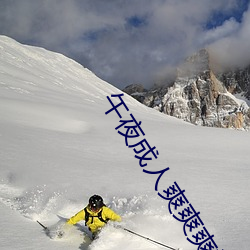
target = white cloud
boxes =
[200,17,240,45]
[0,0,249,88]
[209,5,250,68]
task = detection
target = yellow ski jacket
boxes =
[67,206,121,233]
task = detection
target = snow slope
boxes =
[0,36,249,250]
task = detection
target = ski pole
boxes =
[37,220,48,231]
[122,227,179,250]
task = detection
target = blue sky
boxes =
[205,0,249,28]
[0,0,249,89]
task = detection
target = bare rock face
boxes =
[160,50,249,129]
[123,49,250,130]
[123,83,147,103]
[217,66,250,99]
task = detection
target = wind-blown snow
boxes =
[0,36,249,250]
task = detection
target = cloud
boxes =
[208,3,250,68]
[200,18,240,45]
[0,0,249,89]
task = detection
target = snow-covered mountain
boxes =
[124,49,250,130]
[0,36,250,250]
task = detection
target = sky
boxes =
[0,0,249,89]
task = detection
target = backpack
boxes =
[84,206,109,226]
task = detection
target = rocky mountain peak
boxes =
[177,49,210,78]
[123,49,250,130]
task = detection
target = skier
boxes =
[66,194,122,239]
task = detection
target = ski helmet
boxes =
[89,195,104,210]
